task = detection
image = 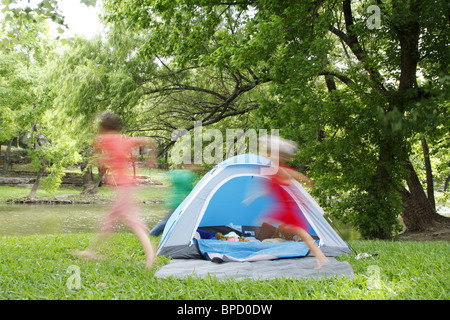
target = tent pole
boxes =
[325,216,357,255]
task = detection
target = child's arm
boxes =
[131,137,158,168]
[285,167,314,188]
[242,183,268,206]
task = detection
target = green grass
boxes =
[0,184,169,204]
[0,167,170,203]
[0,234,448,300]
[0,185,82,201]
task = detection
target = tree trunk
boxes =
[364,140,401,239]
[80,163,98,196]
[29,166,45,199]
[79,143,98,195]
[97,167,106,187]
[28,121,46,199]
[391,2,439,231]
[1,139,13,175]
[421,137,435,210]
[400,160,437,231]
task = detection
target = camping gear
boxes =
[156,154,352,262]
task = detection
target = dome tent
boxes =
[157,154,352,262]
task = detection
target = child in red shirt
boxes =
[75,113,157,271]
[245,136,328,269]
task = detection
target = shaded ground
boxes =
[395,219,450,241]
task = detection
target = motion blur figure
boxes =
[245,136,328,269]
[149,164,198,236]
[75,112,157,271]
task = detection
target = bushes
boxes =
[327,191,404,239]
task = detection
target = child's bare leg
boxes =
[74,230,113,261]
[123,198,156,270]
[299,229,329,269]
[282,225,329,269]
[76,190,122,261]
[130,224,156,270]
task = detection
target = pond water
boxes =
[0,203,167,237]
[0,202,362,240]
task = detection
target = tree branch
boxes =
[328,0,387,94]
[318,71,354,86]
[144,84,228,101]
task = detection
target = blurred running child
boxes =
[149,164,198,236]
[75,112,157,271]
[245,135,328,269]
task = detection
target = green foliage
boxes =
[1,0,97,42]
[328,191,403,239]
[0,27,43,142]
[48,28,157,131]
[0,11,85,193]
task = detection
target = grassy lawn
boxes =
[0,185,83,201]
[0,233,448,300]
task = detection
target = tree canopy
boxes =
[97,0,449,238]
